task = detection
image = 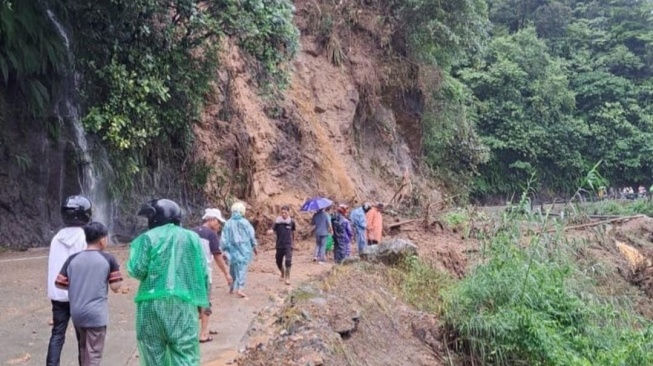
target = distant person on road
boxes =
[55,221,123,366]
[128,199,208,366]
[267,205,296,285]
[311,207,332,263]
[366,202,384,245]
[192,208,232,343]
[349,203,371,255]
[221,201,258,299]
[46,195,92,366]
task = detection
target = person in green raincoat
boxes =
[221,201,258,299]
[127,199,208,366]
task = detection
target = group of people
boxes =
[46,196,260,365]
[310,202,385,264]
[597,185,653,200]
[45,195,381,365]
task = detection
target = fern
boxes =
[0,1,65,116]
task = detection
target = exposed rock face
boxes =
[0,92,83,248]
[361,238,419,265]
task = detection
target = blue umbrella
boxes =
[300,197,333,212]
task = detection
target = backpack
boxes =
[331,213,346,245]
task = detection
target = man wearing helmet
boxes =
[46,195,92,366]
[220,201,258,299]
[127,199,208,366]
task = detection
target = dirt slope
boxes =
[193,0,441,220]
[235,264,447,366]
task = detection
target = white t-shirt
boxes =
[47,227,87,301]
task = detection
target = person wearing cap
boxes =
[192,208,232,343]
[366,202,384,245]
[220,201,258,299]
[349,203,371,255]
[266,205,296,285]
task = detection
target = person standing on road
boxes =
[311,207,332,263]
[192,208,232,343]
[366,202,384,245]
[46,195,92,366]
[349,203,370,255]
[128,199,208,366]
[332,204,353,263]
[55,221,123,366]
[220,201,258,299]
[267,205,296,285]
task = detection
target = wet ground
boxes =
[0,243,331,365]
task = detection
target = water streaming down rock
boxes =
[46,9,113,231]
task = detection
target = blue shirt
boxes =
[311,210,331,236]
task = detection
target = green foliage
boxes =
[442,208,472,234]
[423,73,489,195]
[0,1,65,116]
[392,0,489,68]
[388,256,452,313]
[587,199,653,217]
[464,27,589,196]
[65,0,298,182]
[461,0,653,198]
[227,0,299,87]
[442,216,653,365]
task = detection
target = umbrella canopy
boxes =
[300,197,333,212]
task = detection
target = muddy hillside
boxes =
[195,0,441,225]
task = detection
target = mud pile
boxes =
[614,217,653,299]
[236,264,449,366]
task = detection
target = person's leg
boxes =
[284,247,293,285]
[167,300,200,366]
[135,301,168,366]
[76,327,87,366]
[83,326,106,366]
[318,235,327,262]
[313,236,320,261]
[357,229,367,254]
[231,262,247,297]
[275,248,284,279]
[199,284,212,341]
[46,300,71,366]
[229,264,237,294]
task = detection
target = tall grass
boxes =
[586,199,653,217]
[441,212,653,366]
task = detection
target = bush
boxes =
[442,217,653,365]
[386,256,452,314]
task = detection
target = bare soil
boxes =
[235,264,450,366]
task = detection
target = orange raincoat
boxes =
[365,207,383,242]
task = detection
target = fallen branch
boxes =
[387,219,419,229]
[537,214,645,234]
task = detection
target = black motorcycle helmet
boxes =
[138,199,182,229]
[61,195,93,226]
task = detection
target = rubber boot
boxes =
[284,267,291,285]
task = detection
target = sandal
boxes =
[199,336,214,343]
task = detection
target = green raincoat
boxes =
[128,224,208,366]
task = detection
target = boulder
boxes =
[361,238,418,265]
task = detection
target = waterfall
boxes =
[46,9,113,232]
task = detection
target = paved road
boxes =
[0,244,330,365]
